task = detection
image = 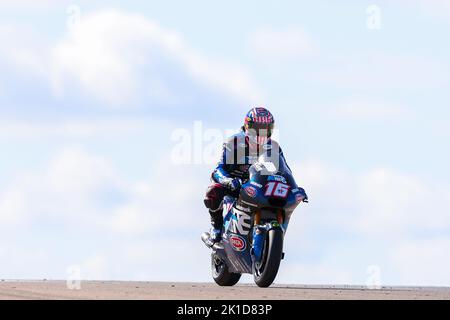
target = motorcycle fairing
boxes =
[217,196,253,274]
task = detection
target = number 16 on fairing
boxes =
[264,182,290,198]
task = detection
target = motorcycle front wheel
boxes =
[252,228,283,288]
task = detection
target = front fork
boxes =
[251,210,284,262]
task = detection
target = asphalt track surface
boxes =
[0,281,449,300]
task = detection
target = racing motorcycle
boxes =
[201,153,308,288]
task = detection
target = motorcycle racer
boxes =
[203,107,306,243]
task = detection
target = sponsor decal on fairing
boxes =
[244,186,257,198]
[229,234,247,251]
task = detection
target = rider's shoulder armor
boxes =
[219,131,251,180]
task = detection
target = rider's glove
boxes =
[226,178,242,192]
[299,187,308,203]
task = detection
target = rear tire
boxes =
[211,254,241,286]
[253,228,283,288]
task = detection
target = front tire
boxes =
[253,228,283,288]
[211,254,241,286]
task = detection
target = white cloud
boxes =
[2,149,450,284]
[80,255,109,280]
[0,243,50,279]
[0,0,59,8]
[409,0,450,20]
[0,9,263,111]
[390,237,450,285]
[0,118,147,139]
[248,27,316,61]
[0,25,47,77]
[0,145,214,281]
[285,159,450,285]
[292,160,450,237]
[313,52,449,90]
[0,148,105,226]
[0,143,209,275]
[47,147,116,195]
[330,98,407,120]
[0,147,122,228]
[289,159,356,232]
[356,168,450,235]
[50,9,262,106]
[0,146,207,234]
[0,188,26,225]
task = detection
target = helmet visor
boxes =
[246,122,274,138]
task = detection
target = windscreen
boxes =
[249,152,293,180]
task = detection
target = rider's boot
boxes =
[208,210,223,243]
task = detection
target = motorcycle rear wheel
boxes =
[211,253,241,286]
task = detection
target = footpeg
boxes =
[201,232,214,248]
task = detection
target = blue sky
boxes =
[1,1,450,286]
